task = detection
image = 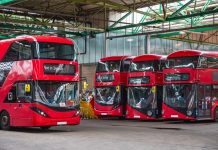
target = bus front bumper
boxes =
[33,115,80,127]
[94,107,123,117]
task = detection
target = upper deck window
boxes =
[166,56,199,69]
[96,60,120,73]
[2,40,32,62]
[121,58,132,72]
[129,60,159,72]
[34,42,75,61]
[207,57,218,68]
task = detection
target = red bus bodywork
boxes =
[162,49,218,121]
[94,56,133,117]
[126,54,166,120]
[0,36,80,129]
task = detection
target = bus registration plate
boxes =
[171,115,178,118]
[57,122,67,125]
[134,115,140,118]
[101,113,107,115]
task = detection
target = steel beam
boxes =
[145,35,151,54]
[162,36,218,46]
[0,15,104,32]
[107,24,218,39]
[109,12,131,28]
[0,23,83,36]
[193,0,212,25]
[169,0,194,18]
[107,9,218,32]
[0,0,16,5]
[69,0,156,17]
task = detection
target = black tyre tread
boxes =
[40,126,51,130]
[0,111,10,130]
[214,107,218,122]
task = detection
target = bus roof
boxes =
[0,35,74,45]
[168,49,218,58]
[132,54,166,62]
[100,56,128,62]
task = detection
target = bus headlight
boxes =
[187,110,192,116]
[162,110,165,115]
[147,110,153,117]
[30,107,50,118]
[73,111,80,117]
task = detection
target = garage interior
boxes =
[0,1,218,149]
[0,0,218,89]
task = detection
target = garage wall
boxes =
[80,63,96,91]
[74,33,104,64]
[73,31,218,65]
[74,31,218,90]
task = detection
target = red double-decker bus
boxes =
[0,35,80,130]
[94,56,133,118]
[126,54,166,120]
[162,50,218,121]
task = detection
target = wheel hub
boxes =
[1,116,9,126]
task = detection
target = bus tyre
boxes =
[214,108,218,122]
[118,116,125,120]
[40,126,51,130]
[0,111,10,130]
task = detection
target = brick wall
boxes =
[80,63,96,90]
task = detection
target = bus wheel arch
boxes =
[0,110,11,130]
[214,107,218,122]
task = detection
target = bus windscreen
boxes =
[34,42,75,60]
[96,61,120,72]
[166,56,199,69]
[128,87,155,109]
[129,61,159,72]
[34,81,79,108]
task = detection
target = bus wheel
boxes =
[40,126,51,130]
[0,111,10,130]
[118,116,125,120]
[214,108,218,122]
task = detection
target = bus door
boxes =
[197,85,212,119]
[8,82,33,126]
[120,84,127,116]
[156,86,163,118]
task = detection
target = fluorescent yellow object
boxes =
[152,86,156,94]
[116,85,120,92]
[25,84,31,92]
[80,101,96,119]
[83,81,88,90]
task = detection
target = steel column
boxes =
[145,34,150,54]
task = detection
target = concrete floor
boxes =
[0,120,218,150]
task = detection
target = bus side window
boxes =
[2,40,32,62]
[212,85,218,101]
[16,82,32,103]
[205,85,212,109]
[122,59,131,72]
[18,40,32,60]
[197,85,204,105]
[208,57,218,68]
[5,84,17,103]
[159,60,166,71]
[2,42,20,62]
[198,57,208,68]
